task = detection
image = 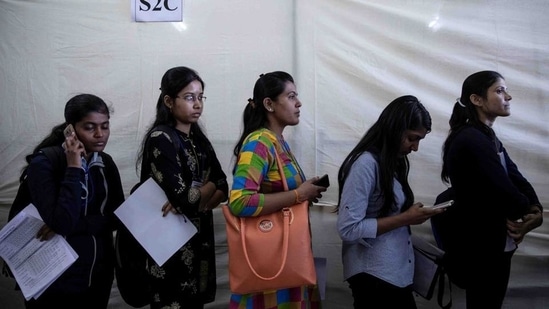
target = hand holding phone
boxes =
[63,124,86,158]
[62,124,74,150]
[423,200,454,210]
[64,124,75,138]
[314,174,330,188]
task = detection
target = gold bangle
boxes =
[293,189,301,203]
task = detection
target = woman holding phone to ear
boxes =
[15,93,125,309]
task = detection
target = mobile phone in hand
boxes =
[64,124,75,138]
[424,200,454,210]
[314,174,330,188]
[62,124,84,157]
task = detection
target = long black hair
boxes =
[136,66,208,173]
[232,71,294,159]
[336,95,431,216]
[441,70,504,184]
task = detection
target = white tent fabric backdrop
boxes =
[1,1,548,308]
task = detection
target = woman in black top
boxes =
[441,71,543,308]
[22,94,124,309]
[136,66,229,309]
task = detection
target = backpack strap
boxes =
[9,146,66,221]
[40,146,67,172]
[153,124,183,150]
[137,125,183,189]
[432,187,455,309]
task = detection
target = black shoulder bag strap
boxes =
[436,266,452,308]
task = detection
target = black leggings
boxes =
[465,250,514,309]
[347,272,417,309]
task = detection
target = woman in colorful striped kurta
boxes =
[228,71,328,309]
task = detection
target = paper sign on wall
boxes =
[131,0,183,22]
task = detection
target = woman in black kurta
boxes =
[137,66,228,309]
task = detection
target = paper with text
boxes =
[114,177,197,266]
[0,204,78,300]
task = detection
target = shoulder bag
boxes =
[412,234,452,308]
[222,151,317,294]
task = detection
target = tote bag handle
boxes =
[239,149,294,281]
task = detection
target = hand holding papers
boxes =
[114,178,197,266]
[0,205,78,300]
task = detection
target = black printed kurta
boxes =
[140,125,228,308]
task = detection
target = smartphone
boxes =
[424,200,454,210]
[62,124,81,152]
[314,174,330,187]
[63,124,75,138]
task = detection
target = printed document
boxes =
[0,204,78,300]
[114,177,197,266]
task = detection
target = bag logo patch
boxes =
[258,219,274,232]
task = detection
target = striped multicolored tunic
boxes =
[228,128,321,309]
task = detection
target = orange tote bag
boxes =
[222,152,317,294]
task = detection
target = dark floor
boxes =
[1,205,548,309]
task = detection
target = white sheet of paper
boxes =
[0,204,78,300]
[114,178,197,266]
